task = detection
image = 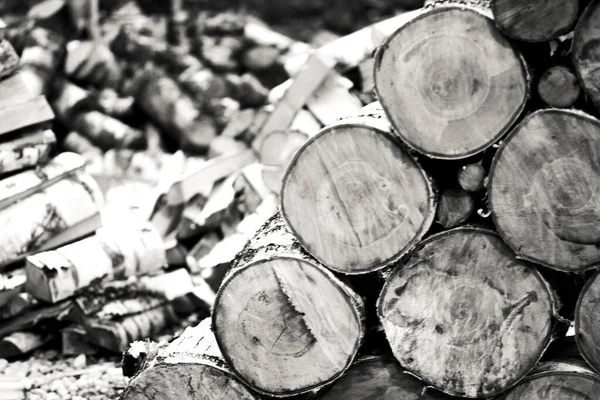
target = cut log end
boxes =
[537,65,581,108]
[489,109,600,272]
[374,6,528,159]
[378,228,555,398]
[491,0,579,42]
[458,163,486,192]
[213,214,364,396]
[436,188,475,228]
[576,270,600,375]
[281,109,435,273]
[572,1,600,113]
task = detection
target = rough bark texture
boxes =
[120,318,260,400]
[374,5,529,159]
[489,109,600,272]
[378,227,556,398]
[212,213,365,396]
[572,0,600,113]
[281,102,436,273]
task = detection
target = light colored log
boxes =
[378,227,556,398]
[572,0,600,113]
[0,129,55,176]
[212,213,365,396]
[575,269,600,374]
[489,109,600,272]
[0,96,54,138]
[258,130,309,167]
[374,4,529,159]
[281,102,436,273]
[120,318,260,399]
[458,162,486,192]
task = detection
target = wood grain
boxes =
[212,213,365,396]
[436,188,474,228]
[572,0,600,113]
[281,102,436,274]
[537,65,581,108]
[374,6,528,159]
[575,269,600,374]
[121,318,260,400]
[491,0,579,42]
[458,163,486,192]
[378,228,555,398]
[489,109,600,271]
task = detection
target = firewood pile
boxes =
[2,0,600,398]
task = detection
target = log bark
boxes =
[537,65,582,108]
[212,213,366,396]
[0,96,55,138]
[25,217,166,303]
[501,358,600,399]
[0,39,19,80]
[281,102,436,274]
[0,129,55,176]
[572,0,600,113]
[120,318,260,400]
[488,109,600,272]
[378,227,557,398]
[436,188,475,228]
[491,0,579,42]
[374,4,529,159]
[317,356,451,399]
[575,269,600,374]
[0,173,103,269]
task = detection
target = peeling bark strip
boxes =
[378,228,555,398]
[0,129,55,176]
[575,269,600,374]
[121,318,260,400]
[0,174,102,268]
[318,356,451,399]
[212,213,365,396]
[488,109,600,272]
[281,102,436,274]
[374,4,528,159]
[25,217,166,303]
[502,359,600,399]
[572,0,600,113]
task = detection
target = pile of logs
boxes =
[121,0,600,399]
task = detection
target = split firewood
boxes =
[61,131,103,168]
[537,65,582,108]
[185,231,221,274]
[207,135,247,159]
[0,173,103,269]
[165,148,256,206]
[212,212,365,396]
[258,130,309,167]
[0,294,31,321]
[234,163,273,213]
[221,108,257,139]
[572,0,600,112]
[575,269,600,374]
[0,152,85,211]
[61,325,98,356]
[0,270,26,309]
[374,3,528,159]
[457,162,486,192]
[289,109,322,136]
[305,74,363,126]
[488,109,600,272]
[318,356,451,399]
[197,35,245,72]
[378,227,557,398]
[0,73,35,109]
[281,102,436,274]
[93,88,136,119]
[493,0,579,43]
[502,358,600,399]
[0,300,71,338]
[130,67,217,153]
[0,129,56,176]
[0,39,19,80]
[120,318,260,400]
[0,331,51,359]
[25,217,166,303]
[0,96,54,138]
[18,27,65,95]
[436,188,475,228]
[261,165,284,194]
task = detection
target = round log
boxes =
[502,359,600,399]
[318,356,451,399]
[436,188,475,228]
[572,0,600,113]
[457,163,486,192]
[575,269,600,374]
[491,0,579,42]
[537,65,581,108]
[489,109,600,272]
[212,213,365,396]
[374,5,528,159]
[120,318,260,400]
[281,102,436,274]
[378,228,556,398]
